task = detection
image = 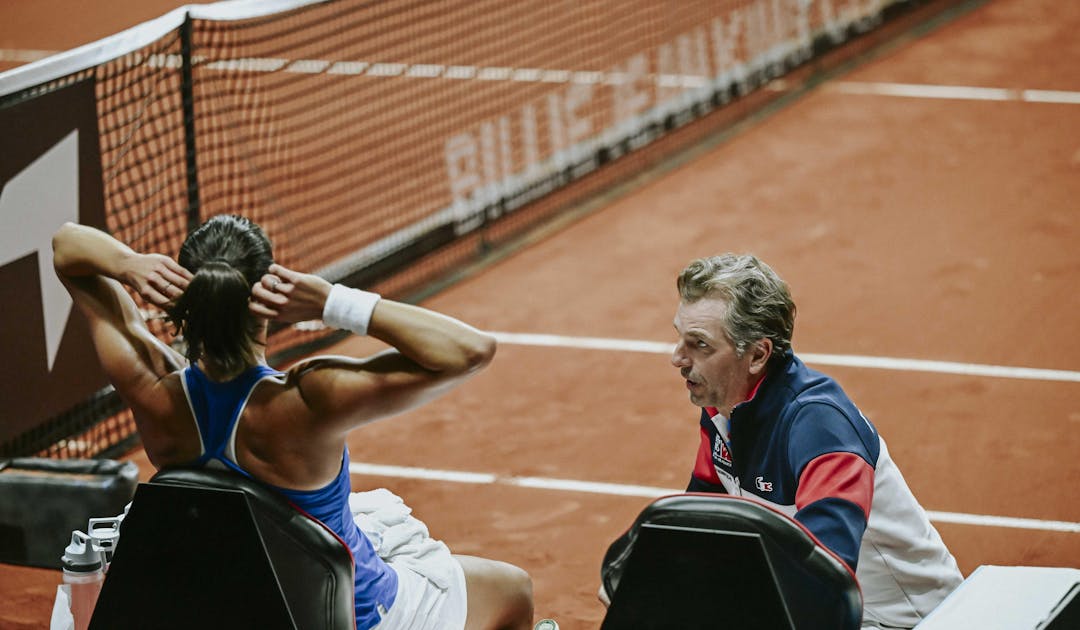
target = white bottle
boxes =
[60,531,104,630]
[87,517,121,572]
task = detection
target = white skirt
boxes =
[375,560,468,630]
[351,488,468,630]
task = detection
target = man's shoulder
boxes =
[776,355,860,416]
[783,353,844,392]
[775,355,880,461]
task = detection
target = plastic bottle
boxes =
[87,517,121,572]
[61,530,104,630]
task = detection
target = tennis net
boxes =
[0,0,967,458]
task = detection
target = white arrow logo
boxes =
[0,130,80,371]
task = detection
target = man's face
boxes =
[671,297,756,413]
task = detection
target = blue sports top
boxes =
[180,363,398,629]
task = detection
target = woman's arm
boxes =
[251,263,495,433]
[53,223,191,305]
[52,223,191,415]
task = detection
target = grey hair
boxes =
[676,253,795,363]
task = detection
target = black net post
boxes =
[180,13,201,233]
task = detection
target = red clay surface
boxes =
[2,1,1078,628]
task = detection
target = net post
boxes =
[179,14,201,233]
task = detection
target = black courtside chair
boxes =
[89,467,356,630]
[600,493,862,630]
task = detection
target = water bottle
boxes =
[87,517,121,572]
[61,530,105,630]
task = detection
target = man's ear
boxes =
[748,339,773,375]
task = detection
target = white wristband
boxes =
[322,284,381,335]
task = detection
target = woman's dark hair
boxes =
[168,215,273,375]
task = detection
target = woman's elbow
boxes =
[51,222,79,273]
[463,331,497,371]
[418,326,496,375]
[444,330,496,375]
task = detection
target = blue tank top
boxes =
[181,364,398,629]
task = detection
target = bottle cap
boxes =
[88,517,121,548]
[61,530,102,573]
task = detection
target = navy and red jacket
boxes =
[687,351,878,572]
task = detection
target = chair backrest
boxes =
[89,467,356,630]
[600,493,862,630]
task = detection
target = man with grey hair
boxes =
[672,253,962,629]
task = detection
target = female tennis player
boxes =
[52,215,534,630]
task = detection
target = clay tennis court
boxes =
[2,0,1078,628]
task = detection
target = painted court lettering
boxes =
[442,0,874,233]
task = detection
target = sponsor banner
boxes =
[0,78,109,441]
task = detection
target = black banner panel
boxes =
[0,78,110,442]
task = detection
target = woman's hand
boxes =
[53,223,191,308]
[122,253,192,308]
[249,263,332,323]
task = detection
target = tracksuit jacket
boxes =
[688,351,963,629]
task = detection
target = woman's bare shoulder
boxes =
[130,370,203,466]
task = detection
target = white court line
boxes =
[349,463,1080,533]
[348,462,496,484]
[0,49,55,63]
[511,476,679,498]
[1022,89,1080,105]
[829,81,1080,104]
[925,510,1080,534]
[490,332,1080,383]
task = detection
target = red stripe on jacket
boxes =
[795,451,874,518]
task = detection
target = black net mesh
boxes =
[0,0,953,458]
